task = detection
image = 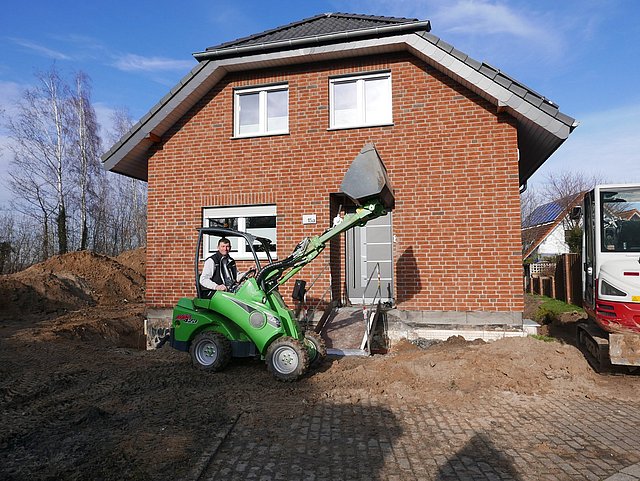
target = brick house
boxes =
[102,13,576,333]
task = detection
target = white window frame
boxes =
[202,204,277,261]
[233,84,289,138]
[329,72,392,130]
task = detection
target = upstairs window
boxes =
[234,84,288,137]
[329,72,392,129]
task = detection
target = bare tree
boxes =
[542,170,609,231]
[520,185,542,227]
[6,66,73,255]
[1,67,145,272]
[70,71,101,250]
[541,170,604,201]
[7,170,55,260]
[0,211,40,273]
[106,107,147,253]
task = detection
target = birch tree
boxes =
[2,66,146,271]
[70,71,101,250]
[6,66,73,255]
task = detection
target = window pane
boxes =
[267,90,288,132]
[238,93,259,135]
[333,81,358,127]
[208,218,239,252]
[246,216,276,229]
[364,77,390,124]
[600,189,640,252]
[246,216,276,251]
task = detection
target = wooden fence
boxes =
[524,253,582,306]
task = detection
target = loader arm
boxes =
[256,142,394,294]
[256,200,388,293]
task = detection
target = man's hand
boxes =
[215,284,227,291]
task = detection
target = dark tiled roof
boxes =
[205,13,420,52]
[416,31,575,128]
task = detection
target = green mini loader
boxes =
[169,143,394,381]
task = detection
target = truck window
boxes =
[600,188,640,252]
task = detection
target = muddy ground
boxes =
[0,250,638,480]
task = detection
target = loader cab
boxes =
[194,227,274,298]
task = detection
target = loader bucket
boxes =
[340,143,395,210]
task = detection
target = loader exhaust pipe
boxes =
[340,143,395,210]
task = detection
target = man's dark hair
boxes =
[218,237,231,246]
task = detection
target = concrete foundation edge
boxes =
[384,309,538,344]
[144,307,538,350]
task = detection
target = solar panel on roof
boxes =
[524,201,563,227]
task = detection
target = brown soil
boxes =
[1,250,638,480]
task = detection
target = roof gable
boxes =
[102,13,577,183]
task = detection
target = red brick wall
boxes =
[146,53,524,314]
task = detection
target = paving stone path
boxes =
[195,393,640,481]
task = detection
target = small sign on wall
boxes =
[302,214,316,225]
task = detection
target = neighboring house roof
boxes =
[620,208,640,221]
[522,192,585,260]
[102,13,577,183]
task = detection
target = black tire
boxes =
[304,331,327,368]
[265,336,309,382]
[189,331,231,372]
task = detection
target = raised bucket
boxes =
[340,143,395,210]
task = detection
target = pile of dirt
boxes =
[0,248,146,348]
[0,249,145,321]
[116,247,146,275]
[314,335,612,406]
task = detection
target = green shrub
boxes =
[534,305,555,324]
[529,334,557,343]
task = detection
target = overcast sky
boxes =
[1,0,639,208]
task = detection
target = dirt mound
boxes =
[116,247,146,276]
[0,249,145,321]
[315,335,620,405]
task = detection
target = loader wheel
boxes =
[304,331,327,368]
[190,332,231,372]
[266,337,309,382]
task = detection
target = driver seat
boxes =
[196,270,214,299]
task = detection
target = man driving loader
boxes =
[199,237,255,296]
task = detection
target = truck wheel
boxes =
[304,331,327,367]
[190,331,231,372]
[266,336,309,382]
